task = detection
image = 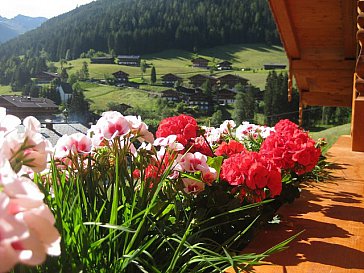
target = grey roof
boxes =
[1,95,58,108]
[218,74,249,81]
[218,60,232,65]
[161,73,182,80]
[112,70,130,77]
[17,123,89,146]
[188,74,218,81]
[117,55,141,59]
[91,56,114,60]
[192,57,209,62]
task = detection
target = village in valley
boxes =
[0,48,286,123]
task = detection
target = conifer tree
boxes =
[233,83,254,125]
[68,83,90,123]
[264,71,299,126]
[150,66,157,84]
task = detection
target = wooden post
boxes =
[352,0,364,151]
[288,58,293,102]
[299,89,303,127]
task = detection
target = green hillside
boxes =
[78,82,158,113]
[53,43,287,114]
[0,85,14,95]
[310,123,351,153]
[0,0,278,61]
[1,43,287,116]
[59,44,287,90]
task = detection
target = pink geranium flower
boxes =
[182,178,205,194]
[125,115,154,143]
[90,111,131,141]
[0,193,28,273]
[201,167,217,185]
[55,133,92,157]
[0,107,21,134]
[1,116,52,173]
[154,135,184,151]
[176,152,209,173]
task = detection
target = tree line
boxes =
[0,0,279,62]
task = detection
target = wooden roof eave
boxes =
[269,0,300,59]
[269,0,356,107]
[269,0,301,102]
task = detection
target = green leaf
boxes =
[207,156,224,177]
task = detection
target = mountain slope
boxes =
[0,15,47,43]
[0,0,279,61]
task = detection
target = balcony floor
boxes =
[233,135,364,273]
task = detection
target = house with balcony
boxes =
[160,89,180,102]
[117,55,141,66]
[217,60,233,70]
[0,95,58,120]
[188,74,218,88]
[184,92,212,112]
[90,57,115,64]
[218,74,249,89]
[216,88,237,105]
[35,71,61,84]
[191,57,209,68]
[161,73,183,87]
[112,70,129,84]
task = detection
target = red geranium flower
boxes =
[274,119,299,135]
[260,122,321,175]
[156,114,198,146]
[215,140,246,158]
[220,151,282,202]
[190,136,214,157]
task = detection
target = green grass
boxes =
[139,84,171,93]
[0,85,21,95]
[3,44,285,114]
[310,123,351,153]
[81,84,158,113]
[199,44,287,69]
[55,44,287,90]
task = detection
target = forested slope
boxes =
[0,0,278,61]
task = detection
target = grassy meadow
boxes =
[58,43,287,90]
[0,85,19,95]
[2,44,287,114]
[77,82,158,112]
[310,123,351,153]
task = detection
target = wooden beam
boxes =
[269,0,300,58]
[352,96,364,151]
[352,2,364,151]
[342,0,357,59]
[291,59,356,71]
[301,91,352,107]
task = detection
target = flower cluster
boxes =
[153,115,282,201]
[156,114,197,146]
[0,108,60,273]
[220,151,282,202]
[260,119,321,175]
[215,140,246,158]
[153,115,320,202]
[0,109,325,272]
[236,121,275,140]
